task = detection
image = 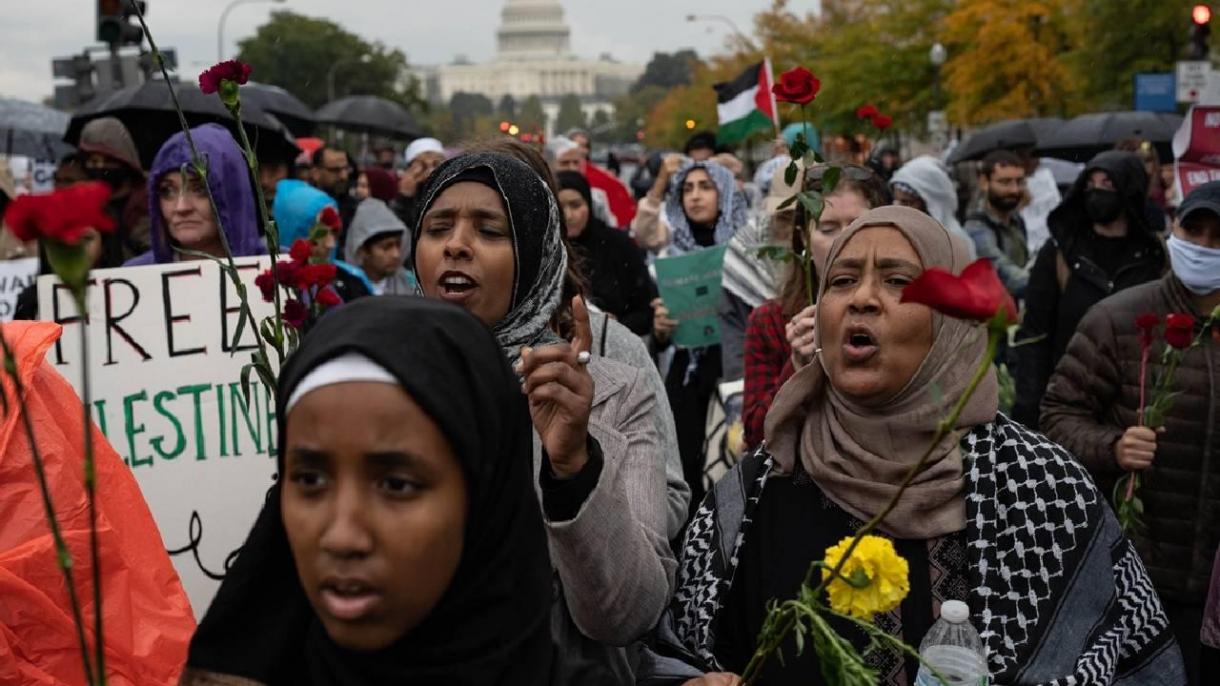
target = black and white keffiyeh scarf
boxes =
[639,414,1184,685]
[411,152,567,365]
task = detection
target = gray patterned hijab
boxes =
[665,159,748,253]
[411,152,567,364]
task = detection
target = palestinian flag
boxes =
[714,60,778,145]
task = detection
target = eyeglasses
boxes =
[804,164,877,185]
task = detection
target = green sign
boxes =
[655,245,728,348]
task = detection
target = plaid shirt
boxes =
[743,299,796,449]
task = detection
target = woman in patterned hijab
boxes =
[411,151,676,683]
[638,206,1184,685]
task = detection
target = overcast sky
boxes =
[1,0,771,104]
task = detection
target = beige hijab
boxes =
[764,206,998,539]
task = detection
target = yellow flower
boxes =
[821,535,910,619]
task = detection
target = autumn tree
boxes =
[940,0,1076,125]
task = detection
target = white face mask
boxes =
[1167,234,1220,295]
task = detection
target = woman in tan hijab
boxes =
[638,206,1183,686]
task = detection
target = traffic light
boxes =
[1191,4,1212,60]
[97,0,146,47]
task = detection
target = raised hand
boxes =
[519,295,595,478]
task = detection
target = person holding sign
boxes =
[647,159,750,512]
[125,124,265,266]
[181,297,553,684]
[411,152,674,682]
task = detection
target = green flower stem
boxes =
[227,103,286,365]
[822,606,954,686]
[742,326,1003,685]
[0,324,96,686]
[129,3,276,385]
[73,288,106,686]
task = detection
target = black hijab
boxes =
[409,152,567,365]
[186,297,552,685]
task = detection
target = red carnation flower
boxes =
[289,239,312,263]
[1165,313,1196,350]
[856,103,879,120]
[299,263,337,289]
[199,60,252,95]
[772,66,821,105]
[254,270,277,302]
[1135,313,1160,347]
[316,287,341,307]
[901,258,1018,326]
[283,299,308,329]
[3,181,116,244]
[318,206,342,232]
[870,114,893,131]
[275,259,301,288]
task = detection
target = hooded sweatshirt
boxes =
[127,123,264,266]
[1012,150,1167,428]
[890,156,976,260]
[343,198,416,296]
[273,178,375,301]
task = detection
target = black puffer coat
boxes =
[1013,151,1166,427]
[1041,274,1218,603]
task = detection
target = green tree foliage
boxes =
[1061,0,1197,111]
[556,94,587,134]
[235,10,420,110]
[497,94,518,119]
[613,85,667,142]
[590,109,612,143]
[449,92,494,133]
[632,50,700,93]
[519,95,547,133]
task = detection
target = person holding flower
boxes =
[1041,180,1220,684]
[638,206,1182,685]
[273,178,373,302]
[125,123,264,266]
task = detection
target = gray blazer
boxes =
[590,314,691,538]
[534,353,677,684]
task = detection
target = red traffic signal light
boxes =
[1194,4,1212,25]
[499,121,511,132]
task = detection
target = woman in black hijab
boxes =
[181,297,552,685]
[411,152,674,684]
[557,170,655,336]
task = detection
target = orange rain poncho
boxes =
[0,321,195,685]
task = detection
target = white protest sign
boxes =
[38,256,278,617]
[0,257,38,321]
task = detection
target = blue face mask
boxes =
[1167,234,1220,295]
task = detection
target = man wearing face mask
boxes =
[964,149,1030,298]
[77,117,150,262]
[1013,150,1166,429]
[1041,180,1220,684]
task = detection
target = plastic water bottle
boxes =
[913,600,989,686]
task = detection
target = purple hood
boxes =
[127,123,264,265]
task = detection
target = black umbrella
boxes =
[1037,111,1183,163]
[64,79,300,168]
[316,95,421,140]
[240,82,316,137]
[0,97,74,160]
[947,117,1063,164]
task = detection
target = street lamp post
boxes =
[218,0,286,62]
[686,14,757,52]
[929,42,947,109]
[327,54,371,103]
